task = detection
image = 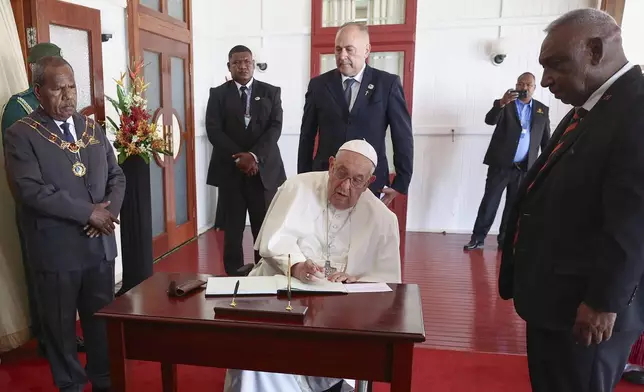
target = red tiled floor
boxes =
[4,230,644,391]
[156,230,526,355]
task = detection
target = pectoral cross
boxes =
[324,260,337,278]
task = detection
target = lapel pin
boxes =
[537,108,544,114]
[365,84,374,96]
[254,97,260,101]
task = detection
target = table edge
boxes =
[95,311,427,343]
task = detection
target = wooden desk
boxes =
[96,272,426,392]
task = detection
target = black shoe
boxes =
[624,370,644,384]
[76,336,85,352]
[463,240,484,251]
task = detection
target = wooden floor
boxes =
[156,229,527,355]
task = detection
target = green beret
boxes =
[27,43,62,63]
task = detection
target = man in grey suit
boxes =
[4,56,125,392]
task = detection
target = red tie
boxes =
[526,107,588,192]
[513,108,588,248]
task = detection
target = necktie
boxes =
[513,107,589,248]
[343,78,356,107]
[60,121,74,143]
[240,86,249,116]
[526,107,588,192]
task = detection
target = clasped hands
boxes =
[84,201,120,238]
[233,152,258,176]
[291,260,357,283]
[573,302,617,347]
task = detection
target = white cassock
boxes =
[223,171,402,392]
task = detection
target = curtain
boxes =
[0,0,30,352]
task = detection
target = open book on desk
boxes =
[205,275,347,296]
[274,274,347,295]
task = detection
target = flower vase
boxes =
[116,154,153,296]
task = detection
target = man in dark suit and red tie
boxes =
[298,22,413,205]
[464,72,551,251]
[499,8,644,392]
[205,45,286,276]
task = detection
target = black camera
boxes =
[510,89,528,99]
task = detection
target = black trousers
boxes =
[527,325,641,392]
[15,212,43,346]
[471,164,526,244]
[220,175,275,274]
[34,260,115,392]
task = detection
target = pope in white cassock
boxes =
[223,139,402,392]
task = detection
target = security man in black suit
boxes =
[499,9,644,391]
[464,72,550,250]
[298,22,413,205]
[4,56,125,392]
[205,45,286,276]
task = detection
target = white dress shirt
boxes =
[582,62,634,111]
[233,78,258,163]
[341,64,366,111]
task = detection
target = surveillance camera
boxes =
[256,62,268,72]
[492,54,506,65]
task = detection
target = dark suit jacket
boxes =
[483,99,550,169]
[4,108,126,271]
[499,66,644,332]
[205,79,286,190]
[298,65,414,194]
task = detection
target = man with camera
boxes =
[464,72,550,250]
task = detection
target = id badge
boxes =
[244,115,251,127]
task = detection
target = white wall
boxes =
[191,0,600,235]
[60,0,128,280]
[191,0,311,233]
[407,0,597,232]
[622,0,644,65]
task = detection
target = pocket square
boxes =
[168,279,207,297]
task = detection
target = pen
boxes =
[286,254,293,311]
[230,279,240,307]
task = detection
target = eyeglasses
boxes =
[332,167,368,189]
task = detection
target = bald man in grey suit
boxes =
[4,56,125,392]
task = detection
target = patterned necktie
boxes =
[526,107,588,192]
[240,86,249,116]
[59,121,75,143]
[344,78,356,106]
[513,107,589,248]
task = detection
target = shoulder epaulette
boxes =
[16,96,34,114]
[16,89,31,96]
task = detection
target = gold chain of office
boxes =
[17,116,100,177]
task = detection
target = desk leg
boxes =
[390,343,413,392]
[106,320,127,392]
[161,363,177,392]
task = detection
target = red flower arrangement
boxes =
[105,59,170,164]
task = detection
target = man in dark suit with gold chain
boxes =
[206,45,286,276]
[499,9,644,391]
[4,56,125,392]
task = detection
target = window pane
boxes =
[49,24,92,111]
[320,54,336,74]
[170,57,185,131]
[150,113,166,237]
[168,0,185,21]
[143,51,161,112]
[322,0,406,27]
[173,115,188,226]
[368,51,404,84]
[140,0,160,12]
[369,51,405,174]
